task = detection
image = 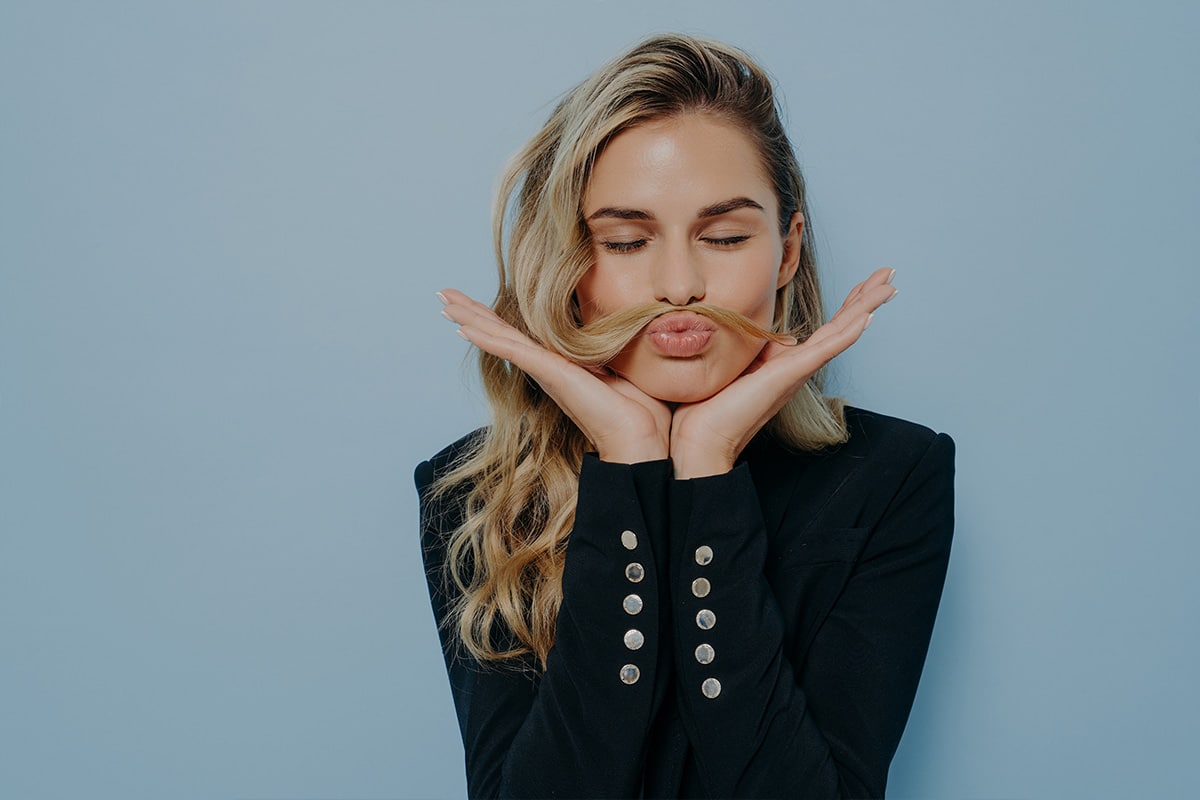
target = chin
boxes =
[619,368,731,405]
[610,333,769,405]
[642,382,721,404]
[612,350,754,405]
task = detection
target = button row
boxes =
[620,530,642,684]
[693,544,718,698]
[617,534,719,695]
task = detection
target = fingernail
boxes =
[456,328,468,340]
[887,268,896,284]
[435,291,449,304]
[864,313,874,331]
[440,309,452,321]
[885,288,899,303]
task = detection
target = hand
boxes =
[438,289,672,464]
[669,268,899,479]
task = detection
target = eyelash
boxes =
[600,235,749,253]
[706,235,750,248]
[602,240,647,253]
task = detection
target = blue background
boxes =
[3,2,1197,798]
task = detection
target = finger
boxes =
[814,285,894,342]
[436,291,559,373]
[438,288,509,327]
[828,279,868,322]
[829,268,895,322]
[450,305,619,420]
[453,314,610,429]
[439,292,621,407]
[447,301,523,343]
[795,277,897,369]
[829,275,897,325]
[803,283,895,358]
[839,278,869,308]
[846,278,867,299]
[437,291,541,356]
[454,316,537,364]
[455,319,555,374]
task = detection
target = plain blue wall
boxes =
[3,2,1197,798]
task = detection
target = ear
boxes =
[776,212,804,289]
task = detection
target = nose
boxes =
[651,239,705,306]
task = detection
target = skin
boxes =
[440,113,898,479]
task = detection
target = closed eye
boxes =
[703,235,750,247]
[601,239,648,253]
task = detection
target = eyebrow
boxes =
[586,196,765,222]
[586,206,653,221]
[697,197,764,218]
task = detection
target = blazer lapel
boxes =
[743,433,815,541]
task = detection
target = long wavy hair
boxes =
[433,33,848,667]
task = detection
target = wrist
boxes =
[670,442,735,479]
[597,437,669,465]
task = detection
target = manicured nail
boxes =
[887,268,896,284]
[456,328,468,340]
[864,313,874,331]
[885,288,899,303]
[440,309,452,321]
[435,291,449,304]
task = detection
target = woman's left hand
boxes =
[669,267,898,479]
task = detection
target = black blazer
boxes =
[416,407,955,799]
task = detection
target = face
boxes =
[576,113,803,403]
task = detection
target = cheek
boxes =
[755,284,781,326]
[574,263,634,323]
[721,264,783,324]
[574,270,601,324]
[754,245,789,323]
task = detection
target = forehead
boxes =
[583,113,776,216]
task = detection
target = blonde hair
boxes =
[433,33,847,667]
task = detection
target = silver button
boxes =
[624,629,645,650]
[691,577,711,598]
[694,643,715,664]
[701,677,722,698]
[623,594,644,615]
[620,664,641,685]
[625,562,645,583]
[621,530,638,550]
[695,609,715,630]
[694,545,714,566]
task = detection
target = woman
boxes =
[416,33,954,799]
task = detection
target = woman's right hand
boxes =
[439,289,671,464]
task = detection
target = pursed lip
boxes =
[645,311,717,335]
[644,311,716,357]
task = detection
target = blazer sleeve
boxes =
[666,432,955,798]
[416,452,674,799]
